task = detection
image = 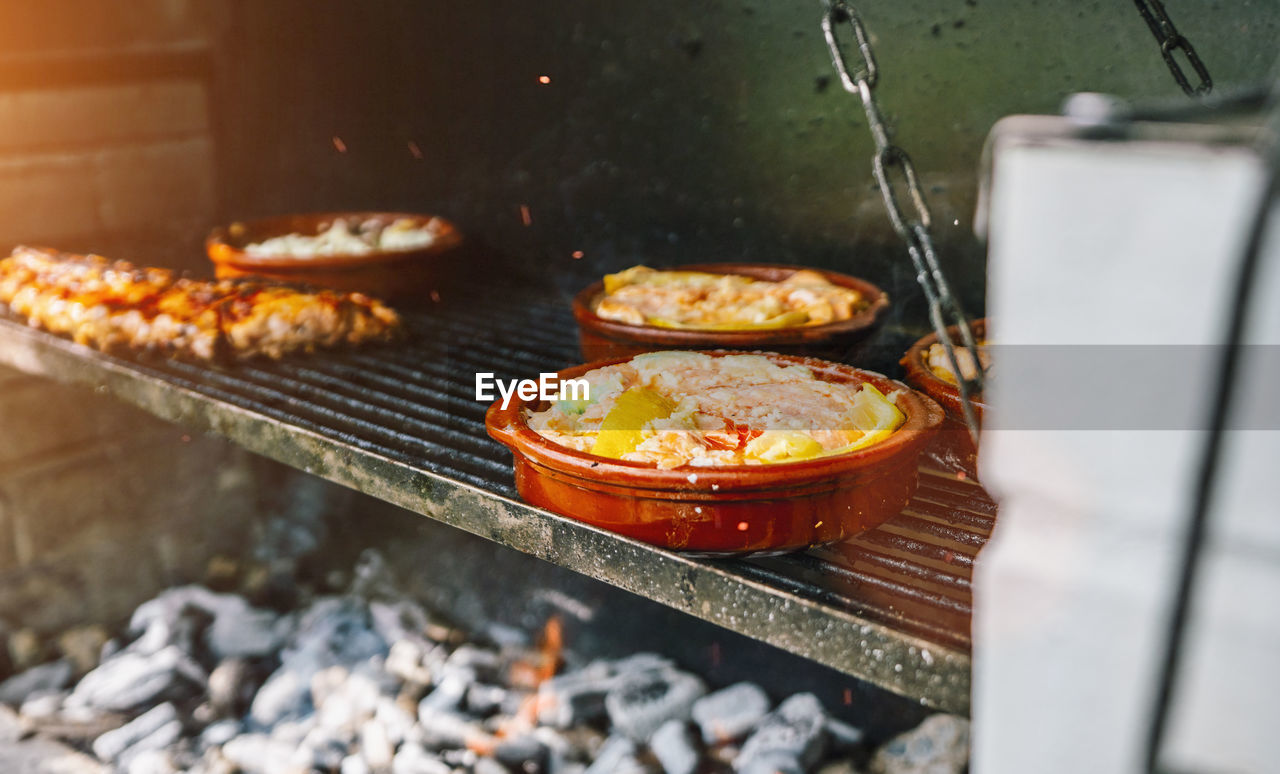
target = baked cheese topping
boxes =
[244,217,443,258]
[527,352,906,469]
[593,265,865,331]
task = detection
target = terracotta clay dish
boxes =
[486,351,942,555]
[571,263,889,362]
[899,318,989,479]
[206,212,463,301]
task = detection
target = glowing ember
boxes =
[538,75,551,84]
[519,205,532,226]
[736,521,749,532]
[571,250,584,259]
[408,140,423,159]
[332,136,347,153]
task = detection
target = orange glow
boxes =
[736,521,749,531]
[538,75,551,84]
[843,688,853,705]
[407,140,423,159]
[571,250,584,259]
[429,290,441,303]
[519,205,532,226]
[331,136,347,153]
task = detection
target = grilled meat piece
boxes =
[0,246,401,361]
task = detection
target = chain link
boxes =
[1133,0,1212,97]
[821,0,984,444]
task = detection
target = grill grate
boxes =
[0,282,994,714]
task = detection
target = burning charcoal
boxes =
[474,756,509,774]
[418,665,475,712]
[441,748,479,768]
[208,658,259,717]
[734,693,829,773]
[200,719,241,749]
[116,718,183,772]
[583,734,647,774]
[533,726,587,774]
[57,624,111,676]
[736,754,805,774]
[392,742,453,774]
[0,658,73,705]
[284,596,388,672]
[375,695,416,744]
[269,715,317,747]
[386,639,436,686]
[93,702,180,762]
[447,644,502,680]
[249,667,311,727]
[125,748,179,774]
[0,702,21,742]
[650,720,700,774]
[495,733,549,768]
[126,748,180,774]
[466,682,509,716]
[361,718,395,769]
[370,600,433,649]
[220,732,297,774]
[316,670,381,731]
[68,646,206,712]
[535,667,614,728]
[691,682,771,745]
[291,734,349,772]
[18,689,66,719]
[609,653,676,676]
[341,754,372,774]
[868,714,969,774]
[605,670,707,743]
[415,705,490,750]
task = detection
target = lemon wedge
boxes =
[744,431,826,463]
[834,383,906,454]
[591,388,676,459]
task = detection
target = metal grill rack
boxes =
[0,283,993,714]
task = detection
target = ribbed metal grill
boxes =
[0,284,994,710]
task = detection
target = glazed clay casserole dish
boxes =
[486,351,943,555]
[571,263,890,361]
[206,211,463,300]
[900,318,988,477]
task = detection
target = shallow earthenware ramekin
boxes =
[571,263,889,362]
[486,351,942,555]
[206,211,463,301]
[899,318,989,479]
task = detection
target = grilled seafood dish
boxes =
[526,351,907,468]
[0,246,400,361]
[593,265,869,331]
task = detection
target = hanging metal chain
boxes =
[821,0,984,445]
[1133,0,1212,97]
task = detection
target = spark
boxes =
[519,205,532,226]
[571,250,584,259]
[843,688,853,705]
[736,521,749,532]
[332,136,347,153]
[408,140,423,159]
[429,290,441,302]
[538,75,551,84]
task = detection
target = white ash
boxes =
[0,549,966,774]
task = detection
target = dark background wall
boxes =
[212,0,1280,326]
